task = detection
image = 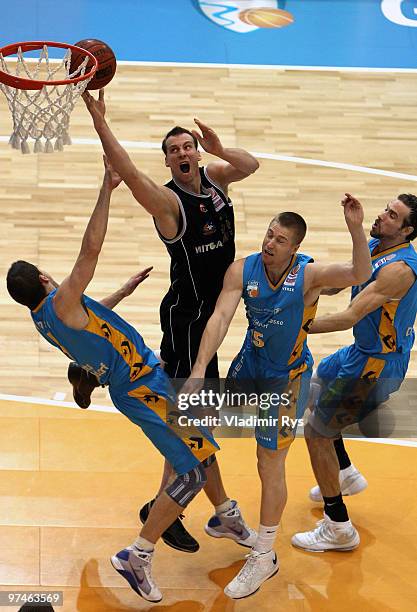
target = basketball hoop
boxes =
[0,41,98,153]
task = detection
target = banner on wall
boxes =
[196,0,294,33]
[381,0,417,27]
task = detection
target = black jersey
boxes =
[156,167,235,377]
[157,166,235,314]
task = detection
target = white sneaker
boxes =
[224,549,279,599]
[110,546,162,602]
[205,500,257,548]
[309,466,368,502]
[291,514,360,552]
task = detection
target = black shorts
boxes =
[160,307,219,379]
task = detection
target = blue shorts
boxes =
[309,344,409,436]
[227,340,313,450]
[110,366,219,475]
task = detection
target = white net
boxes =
[0,44,94,154]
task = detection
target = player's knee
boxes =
[308,369,324,408]
[165,463,207,508]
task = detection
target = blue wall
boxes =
[2,0,417,68]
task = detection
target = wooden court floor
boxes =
[0,399,416,611]
[1,64,417,610]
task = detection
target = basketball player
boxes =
[182,194,372,598]
[292,194,417,552]
[82,89,259,552]
[6,157,254,603]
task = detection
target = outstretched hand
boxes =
[120,267,153,297]
[82,88,106,125]
[191,118,224,157]
[342,193,364,229]
[103,155,122,190]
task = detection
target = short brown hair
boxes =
[162,126,198,154]
[271,212,307,244]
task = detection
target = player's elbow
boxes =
[239,156,260,177]
[213,308,232,334]
[351,267,372,286]
[249,158,260,174]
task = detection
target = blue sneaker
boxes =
[205,501,257,548]
[110,546,162,602]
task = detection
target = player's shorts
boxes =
[309,343,409,437]
[110,365,219,475]
[226,339,313,450]
[160,307,219,379]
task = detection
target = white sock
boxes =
[215,498,233,514]
[340,464,357,477]
[134,535,154,552]
[253,523,278,553]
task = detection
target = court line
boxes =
[0,392,118,414]
[1,393,416,448]
[116,61,417,74]
[6,57,417,73]
[2,136,417,182]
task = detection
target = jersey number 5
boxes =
[252,330,265,348]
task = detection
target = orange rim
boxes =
[0,41,98,90]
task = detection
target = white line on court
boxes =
[6,57,417,73]
[2,136,417,182]
[116,61,417,74]
[1,393,416,448]
[0,392,118,414]
[52,391,66,401]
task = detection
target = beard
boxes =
[370,222,382,239]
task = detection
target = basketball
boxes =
[71,39,117,90]
[239,8,294,28]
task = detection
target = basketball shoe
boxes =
[111,546,162,602]
[205,500,257,547]
[139,499,199,553]
[67,362,102,408]
[309,465,368,502]
[224,550,279,599]
[292,514,360,552]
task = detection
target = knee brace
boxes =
[165,463,207,508]
[202,454,216,468]
[308,369,324,408]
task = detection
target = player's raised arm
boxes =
[305,193,372,292]
[192,118,259,191]
[54,157,121,319]
[187,259,244,381]
[82,90,178,223]
[310,261,415,333]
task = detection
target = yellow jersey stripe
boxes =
[378,301,399,353]
[85,308,152,382]
[288,299,318,365]
[371,242,408,260]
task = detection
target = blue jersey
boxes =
[242,252,317,371]
[352,239,417,355]
[31,290,159,388]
